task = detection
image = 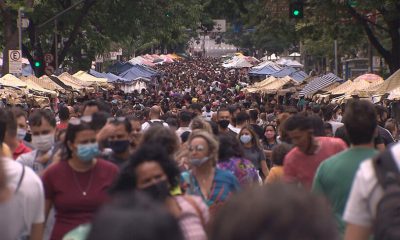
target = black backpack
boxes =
[147,120,164,127]
[373,149,400,240]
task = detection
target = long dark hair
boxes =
[110,144,180,194]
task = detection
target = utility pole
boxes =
[18,7,23,52]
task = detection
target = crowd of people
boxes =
[1,57,399,240]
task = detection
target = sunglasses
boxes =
[188,144,206,152]
[69,116,92,125]
[107,117,126,123]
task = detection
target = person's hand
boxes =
[96,123,117,142]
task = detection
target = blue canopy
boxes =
[249,65,282,76]
[299,73,343,97]
[119,65,158,81]
[271,67,308,82]
[107,62,135,75]
[90,69,130,83]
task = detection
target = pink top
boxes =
[176,195,209,240]
[42,159,119,240]
[283,137,347,190]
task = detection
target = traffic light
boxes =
[34,60,41,68]
[289,0,304,19]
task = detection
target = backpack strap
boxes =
[373,148,400,189]
[15,164,25,194]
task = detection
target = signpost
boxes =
[8,50,22,75]
[44,53,55,75]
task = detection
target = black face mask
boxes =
[109,140,130,154]
[141,180,170,201]
[218,120,230,129]
[24,133,32,142]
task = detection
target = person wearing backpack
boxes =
[312,100,379,237]
[141,105,169,131]
[343,139,400,240]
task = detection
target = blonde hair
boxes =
[188,130,219,166]
[190,116,213,134]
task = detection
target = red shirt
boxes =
[283,137,347,190]
[56,122,68,130]
[42,159,119,240]
[13,141,31,160]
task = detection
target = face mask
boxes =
[77,143,99,162]
[17,128,27,141]
[109,140,130,154]
[141,180,170,201]
[240,134,252,144]
[24,133,32,142]
[218,120,230,129]
[335,115,342,122]
[32,133,55,152]
[190,157,210,167]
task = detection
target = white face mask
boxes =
[32,133,55,152]
[17,128,27,141]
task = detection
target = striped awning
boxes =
[299,73,343,97]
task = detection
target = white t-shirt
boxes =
[343,142,400,227]
[141,119,169,131]
[0,158,45,239]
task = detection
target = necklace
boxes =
[71,166,95,196]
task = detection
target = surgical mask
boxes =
[142,180,170,201]
[335,115,342,122]
[32,133,55,152]
[17,128,27,141]
[240,134,252,144]
[109,140,130,154]
[190,157,210,167]
[77,143,99,162]
[218,120,230,129]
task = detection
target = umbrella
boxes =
[353,73,383,83]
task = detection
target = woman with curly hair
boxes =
[111,144,209,240]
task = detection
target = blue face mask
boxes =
[77,143,99,162]
[240,134,252,144]
[190,157,209,167]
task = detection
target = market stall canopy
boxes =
[22,75,64,91]
[222,56,253,68]
[375,69,400,95]
[271,67,308,82]
[258,76,298,94]
[108,62,135,75]
[299,73,343,97]
[249,63,282,76]
[118,65,158,81]
[47,75,74,91]
[73,71,108,84]
[353,73,383,83]
[0,74,27,88]
[276,58,303,68]
[243,76,278,93]
[20,76,57,95]
[57,72,88,90]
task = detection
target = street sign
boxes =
[44,53,54,64]
[212,20,226,33]
[45,66,55,76]
[8,50,22,74]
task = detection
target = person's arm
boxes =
[260,160,269,179]
[45,199,53,221]
[29,223,44,240]
[344,223,371,240]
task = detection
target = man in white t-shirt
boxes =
[141,105,169,131]
[343,143,400,240]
